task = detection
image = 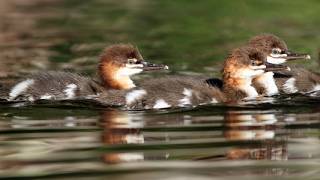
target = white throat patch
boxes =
[267,55,287,64]
[234,68,265,79]
[114,67,143,89]
[232,69,261,99]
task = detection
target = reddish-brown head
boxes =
[99,44,168,90]
[223,47,267,81]
[100,44,143,67]
[221,47,271,101]
[248,34,288,54]
[248,34,310,65]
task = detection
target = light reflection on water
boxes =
[1,0,320,179]
[0,103,319,179]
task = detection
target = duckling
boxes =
[7,44,168,101]
[95,47,287,110]
[248,34,319,95]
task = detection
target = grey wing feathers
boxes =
[9,72,104,101]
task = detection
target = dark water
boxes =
[0,97,319,179]
[1,0,320,179]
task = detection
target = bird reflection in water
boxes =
[224,110,287,160]
[99,108,291,164]
[100,110,145,164]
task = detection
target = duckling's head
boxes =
[248,34,310,65]
[223,47,267,80]
[100,44,168,75]
[99,44,168,90]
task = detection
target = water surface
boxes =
[0,0,320,179]
[0,97,319,179]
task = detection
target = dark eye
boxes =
[272,48,280,54]
[251,60,256,66]
[127,58,137,64]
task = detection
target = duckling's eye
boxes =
[271,48,281,54]
[127,58,137,64]
[251,60,256,66]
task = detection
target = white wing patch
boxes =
[9,79,35,100]
[307,84,320,96]
[255,72,279,96]
[282,78,298,94]
[241,85,259,99]
[311,84,320,92]
[125,89,147,104]
[178,88,193,107]
[28,96,35,102]
[40,94,53,100]
[153,99,171,109]
[64,84,77,99]
[211,98,218,103]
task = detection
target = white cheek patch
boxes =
[235,68,264,79]
[267,56,287,64]
[282,78,298,94]
[125,89,147,105]
[125,64,143,68]
[272,53,287,58]
[117,67,143,76]
[9,79,35,100]
[153,99,171,109]
[250,65,266,70]
[252,69,265,77]
[178,88,193,107]
[64,84,77,99]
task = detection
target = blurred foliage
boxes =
[40,0,320,74]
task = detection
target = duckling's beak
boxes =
[267,51,311,64]
[283,50,311,61]
[141,61,169,71]
[265,62,290,72]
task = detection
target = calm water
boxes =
[0,97,319,179]
[1,0,320,179]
